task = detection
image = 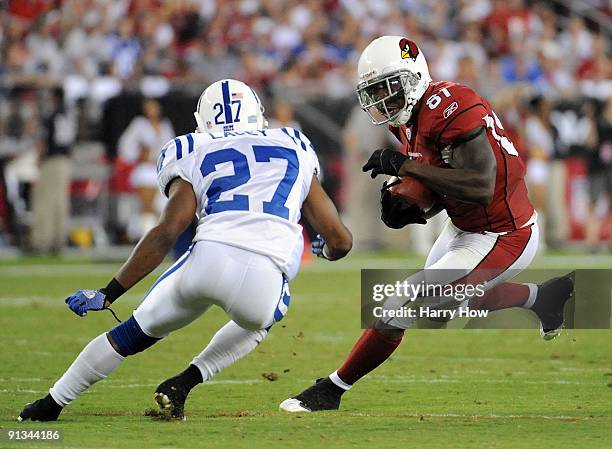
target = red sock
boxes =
[469,282,532,311]
[336,327,402,386]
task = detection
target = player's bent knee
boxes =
[233,314,271,332]
[108,315,161,357]
[374,319,406,340]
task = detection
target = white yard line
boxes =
[1,388,45,393]
[2,378,263,386]
[109,379,263,388]
[3,376,598,390]
[0,295,142,306]
[0,264,123,276]
[1,253,610,277]
[0,296,60,305]
[303,254,612,271]
[0,377,50,382]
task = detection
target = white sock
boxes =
[49,333,124,406]
[522,283,538,309]
[191,321,267,382]
[329,370,352,390]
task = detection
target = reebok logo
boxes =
[443,101,458,119]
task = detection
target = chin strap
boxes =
[393,78,431,126]
[391,109,411,126]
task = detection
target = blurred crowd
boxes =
[0,0,610,254]
[2,0,610,99]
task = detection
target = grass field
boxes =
[0,252,611,449]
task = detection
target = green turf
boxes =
[0,254,610,449]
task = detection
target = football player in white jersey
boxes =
[19,79,352,422]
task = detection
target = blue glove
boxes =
[65,290,107,317]
[311,234,329,260]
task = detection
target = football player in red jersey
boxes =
[280,36,573,413]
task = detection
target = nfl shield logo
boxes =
[405,128,412,141]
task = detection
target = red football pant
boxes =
[469,282,532,311]
[336,327,402,386]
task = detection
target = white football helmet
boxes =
[356,36,432,126]
[194,79,268,133]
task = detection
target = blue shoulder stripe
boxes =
[186,133,194,154]
[157,149,167,173]
[281,127,297,146]
[174,137,183,160]
[292,128,307,151]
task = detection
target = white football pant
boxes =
[134,241,289,337]
[382,217,539,329]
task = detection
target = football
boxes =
[388,176,435,211]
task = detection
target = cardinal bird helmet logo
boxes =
[399,38,419,61]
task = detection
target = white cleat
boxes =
[540,323,563,341]
[279,398,311,413]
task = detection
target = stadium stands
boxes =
[0,0,609,253]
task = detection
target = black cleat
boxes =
[154,378,189,420]
[154,365,202,420]
[18,394,63,422]
[279,377,344,413]
[531,274,574,340]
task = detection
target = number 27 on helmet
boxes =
[194,79,268,134]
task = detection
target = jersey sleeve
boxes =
[309,142,321,182]
[302,130,321,183]
[156,135,194,197]
[422,84,489,147]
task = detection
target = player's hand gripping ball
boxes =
[386,175,435,211]
[363,148,435,211]
[380,181,427,228]
[65,290,107,317]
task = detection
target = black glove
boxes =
[380,183,427,228]
[362,148,408,179]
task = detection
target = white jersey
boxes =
[157,127,320,279]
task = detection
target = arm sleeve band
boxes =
[100,278,127,304]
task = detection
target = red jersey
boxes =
[389,81,534,233]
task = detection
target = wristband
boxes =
[99,278,126,304]
[388,150,408,176]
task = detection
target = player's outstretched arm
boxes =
[302,175,352,261]
[112,178,197,299]
[65,178,196,317]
